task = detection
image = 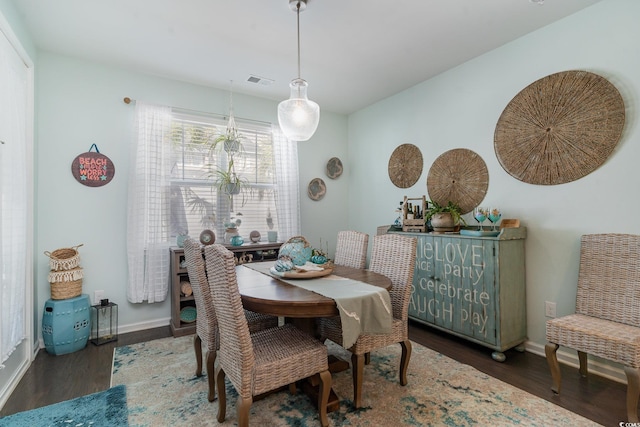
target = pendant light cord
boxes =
[296,1,301,79]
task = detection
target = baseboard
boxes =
[525,341,627,384]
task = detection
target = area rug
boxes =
[111,336,601,427]
[0,385,128,427]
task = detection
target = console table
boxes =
[391,227,527,361]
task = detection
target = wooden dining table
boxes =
[235,263,393,412]
[236,263,392,317]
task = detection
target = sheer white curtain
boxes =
[0,30,28,366]
[127,102,173,303]
[271,125,301,240]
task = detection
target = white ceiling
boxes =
[9,0,603,115]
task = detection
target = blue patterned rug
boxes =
[112,336,601,426]
[0,385,127,426]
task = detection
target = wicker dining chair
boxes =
[334,230,369,269]
[204,243,332,427]
[182,238,278,402]
[546,233,640,422]
[318,233,417,408]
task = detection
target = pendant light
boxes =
[277,0,320,142]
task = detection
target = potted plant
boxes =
[425,200,467,233]
[212,158,251,210]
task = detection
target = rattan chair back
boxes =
[334,230,369,269]
[183,238,218,350]
[369,233,417,321]
[204,244,255,398]
[575,234,640,327]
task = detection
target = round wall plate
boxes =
[388,144,423,188]
[199,229,216,245]
[326,157,343,179]
[307,178,326,201]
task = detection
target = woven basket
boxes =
[48,267,83,300]
[44,244,83,271]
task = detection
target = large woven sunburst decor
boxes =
[494,70,625,185]
[427,148,488,215]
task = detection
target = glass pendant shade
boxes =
[278,78,320,141]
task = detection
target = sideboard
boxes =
[169,241,282,337]
[391,227,527,361]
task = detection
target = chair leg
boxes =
[351,353,365,408]
[206,349,216,402]
[194,334,203,376]
[399,340,412,386]
[317,370,332,427]
[237,396,253,427]
[364,352,371,365]
[215,366,227,423]
[545,343,562,394]
[624,366,640,422]
[578,351,588,377]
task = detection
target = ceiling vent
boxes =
[247,75,274,86]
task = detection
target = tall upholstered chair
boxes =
[334,230,369,269]
[318,233,417,408]
[546,234,640,422]
[204,243,332,427]
[182,238,277,402]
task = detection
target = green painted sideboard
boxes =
[393,227,527,361]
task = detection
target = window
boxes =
[169,112,278,242]
[128,102,299,303]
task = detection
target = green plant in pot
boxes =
[425,200,467,233]
[212,158,250,210]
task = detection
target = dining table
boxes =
[235,262,393,412]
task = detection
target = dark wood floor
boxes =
[1,321,628,425]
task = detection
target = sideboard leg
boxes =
[491,351,506,362]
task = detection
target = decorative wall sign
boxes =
[427,148,488,214]
[71,144,115,187]
[325,157,343,179]
[307,178,326,201]
[388,144,423,188]
[494,70,625,185]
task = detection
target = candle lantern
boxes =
[90,298,118,345]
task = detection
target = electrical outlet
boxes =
[545,301,556,318]
[94,290,105,305]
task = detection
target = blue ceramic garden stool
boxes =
[42,294,91,355]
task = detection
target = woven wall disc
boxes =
[388,144,423,188]
[494,70,625,185]
[427,149,488,214]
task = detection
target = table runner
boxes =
[243,261,392,348]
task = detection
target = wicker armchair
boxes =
[334,230,369,269]
[545,234,640,422]
[204,244,332,427]
[182,238,278,402]
[318,233,417,408]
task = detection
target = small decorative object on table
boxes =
[402,195,427,232]
[230,235,245,246]
[180,306,197,323]
[278,235,313,266]
[310,239,329,264]
[177,234,189,247]
[199,229,215,245]
[425,200,466,233]
[488,207,502,231]
[250,230,261,243]
[180,280,192,297]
